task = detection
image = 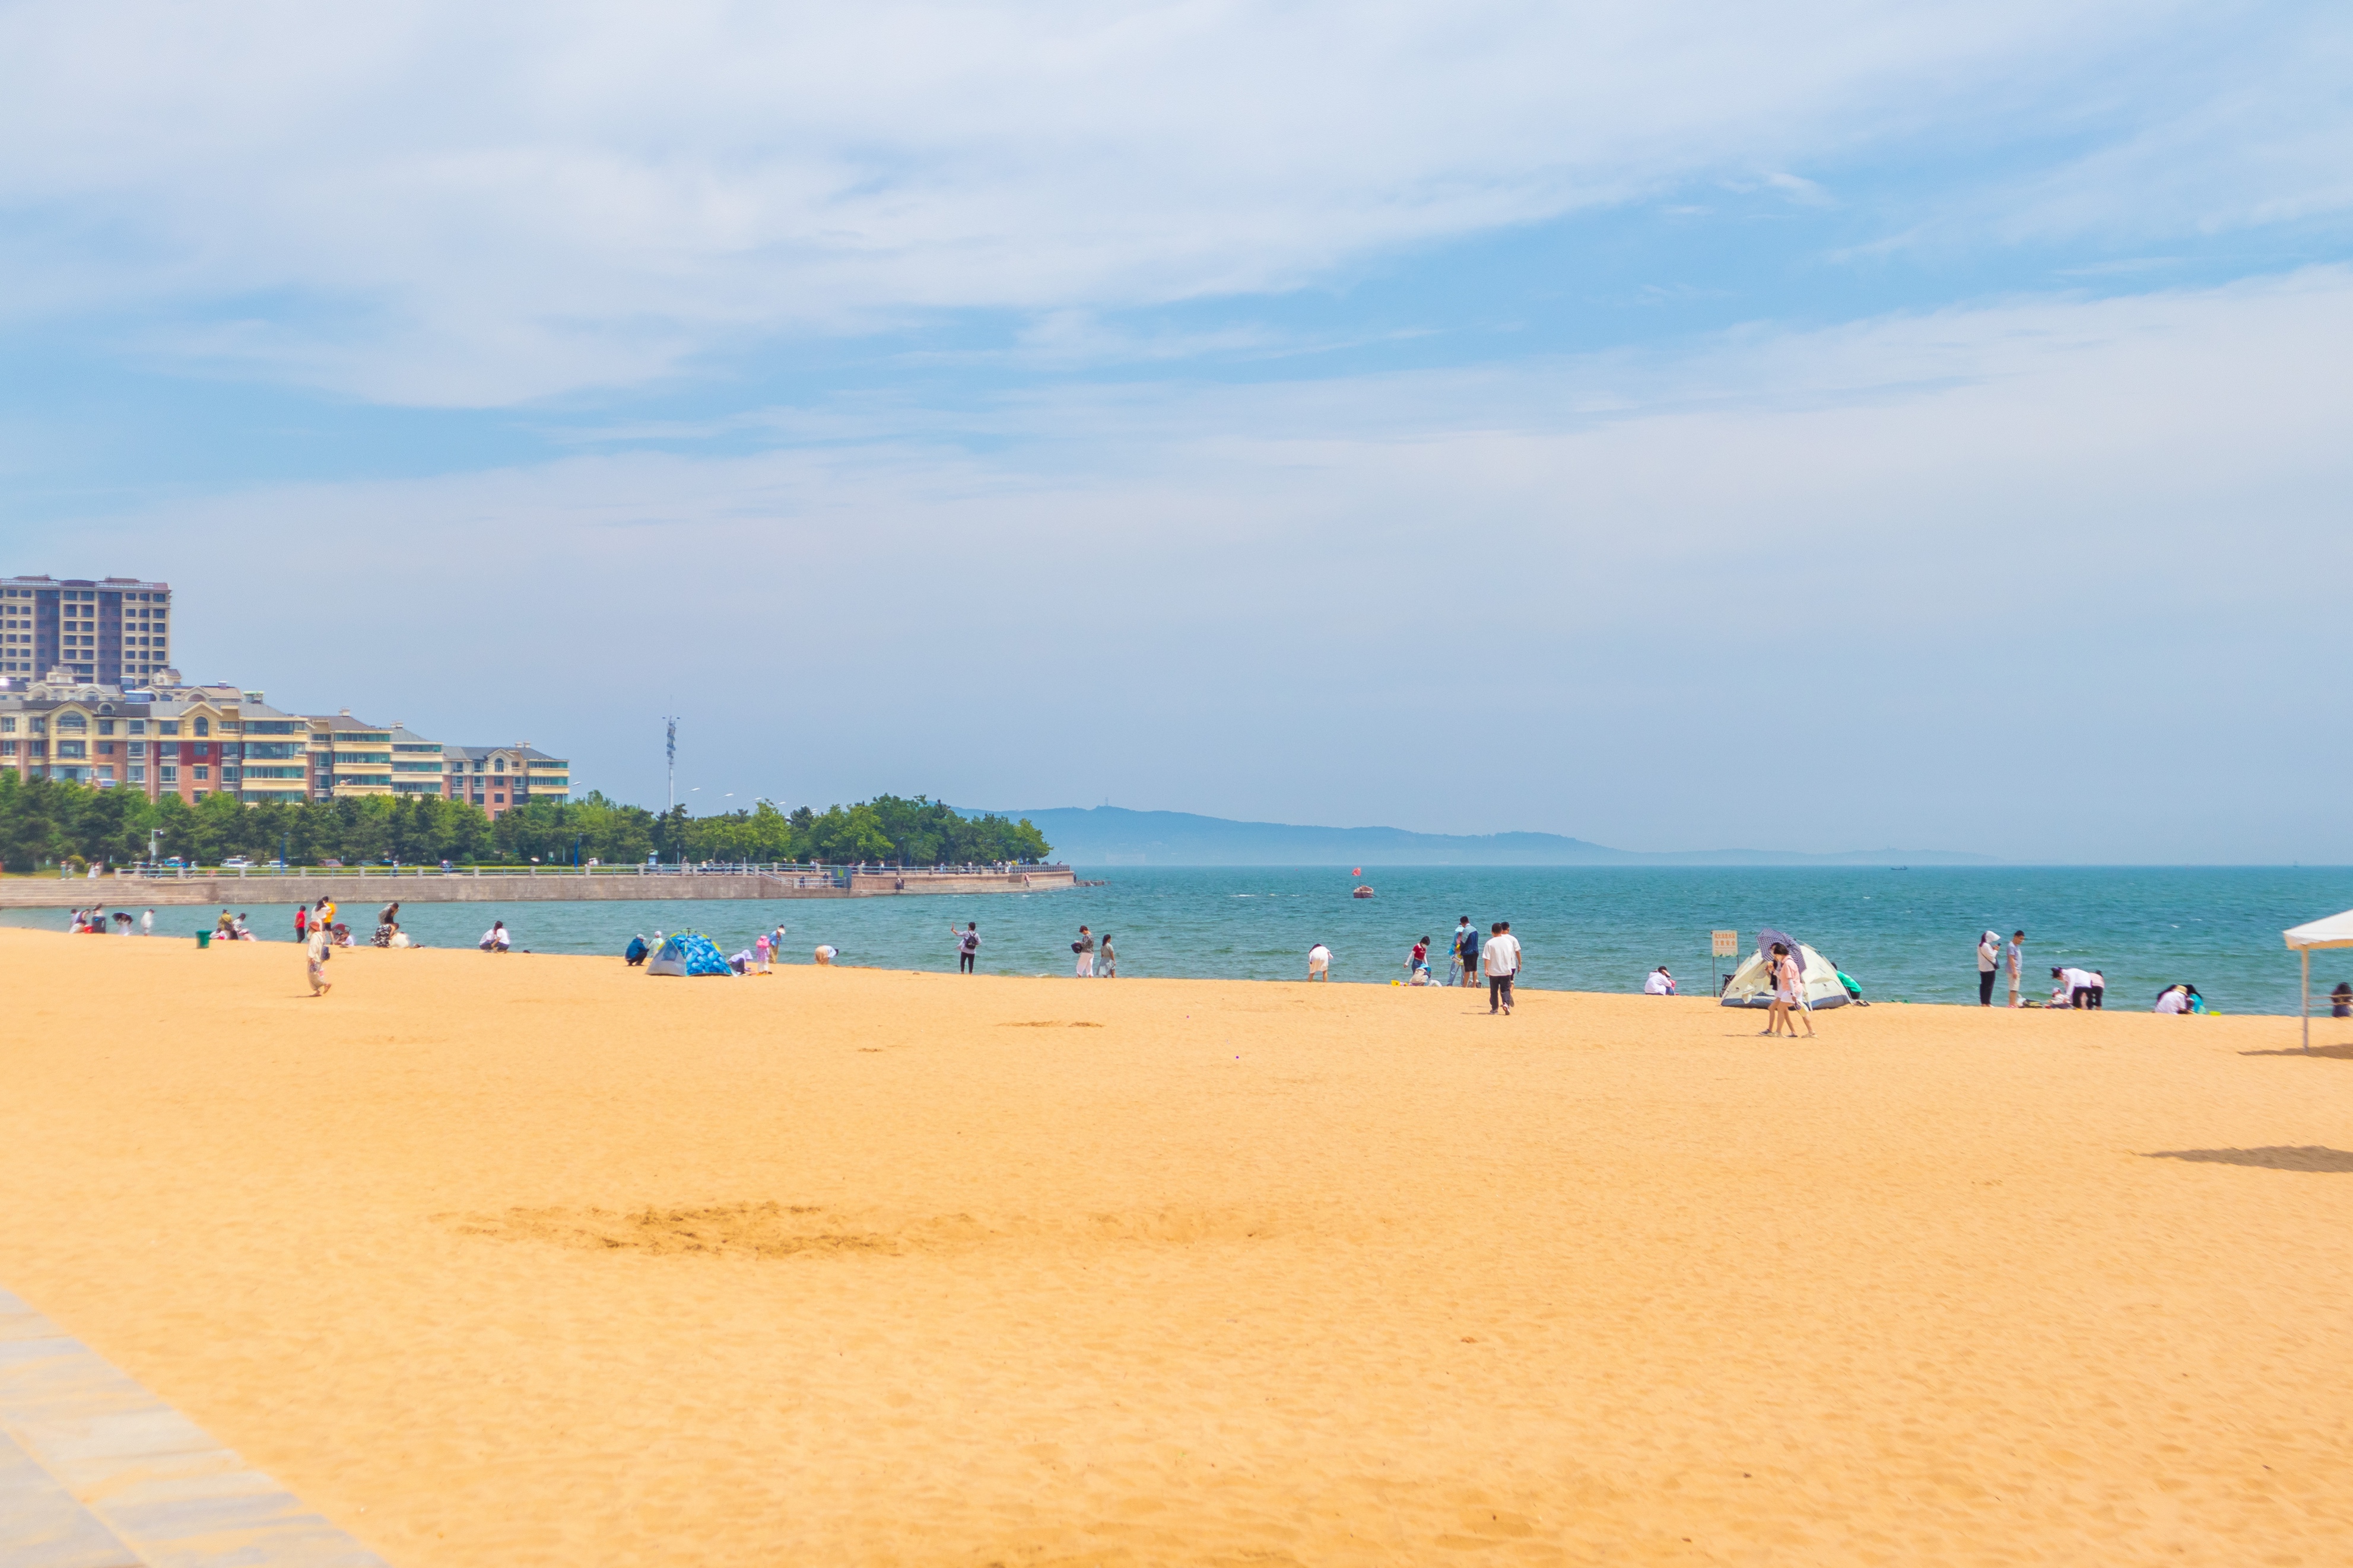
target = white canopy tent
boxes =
[2282,908,2353,1052]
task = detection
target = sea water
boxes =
[18,865,2353,1017]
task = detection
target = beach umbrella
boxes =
[1756,927,1801,968]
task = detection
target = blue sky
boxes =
[3,0,2349,860]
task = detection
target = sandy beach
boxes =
[2,927,2349,1566]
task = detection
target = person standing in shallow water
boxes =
[1452,918,1479,987]
[1098,933,1116,978]
[1074,926,1094,978]
[955,922,979,974]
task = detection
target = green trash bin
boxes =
[196,930,211,949]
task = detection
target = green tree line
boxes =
[0,775,1052,872]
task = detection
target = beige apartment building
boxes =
[442,745,570,820]
[387,726,447,799]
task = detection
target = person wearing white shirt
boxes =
[1977,931,2000,1006]
[140,908,154,937]
[1481,923,1521,1014]
[2053,966,2101,1009]
[1306,943,1332,981]
[2005,931,2024,1007]
[1643,966,1675,995]
[481,920,511,952]
[2154,985,2188,1014]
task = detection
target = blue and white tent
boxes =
[646,930,735,977]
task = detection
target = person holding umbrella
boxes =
[1764,941,1814,1038]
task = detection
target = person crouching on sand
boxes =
[1644,966,1675,995]
[1307,943,1332,981]
[481,920,510,952]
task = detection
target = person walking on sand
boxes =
[2006,930,2025,1007]
[1409,936,1430,979]
[955,922,979,974]
[1074,926,1095,978]
[1977,930,2000,1006]
[140,908,153,937]
[1452,918,1479,987]
[1482,922,1520,1014]
[754,931,772,973]
[1765,942,1814,1037]
[1098,933,1116,978]
[1307,943,1332,981]
[304,919,333,997]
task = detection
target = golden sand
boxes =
[2,927,2351,1566]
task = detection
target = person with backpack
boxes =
[955,922,980,974]
[1453,919,1481,987]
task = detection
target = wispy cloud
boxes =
[77,269,2353,859]
[4,0,2314,403]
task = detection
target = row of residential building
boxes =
[0,671,568,819]
[0,573,567,818]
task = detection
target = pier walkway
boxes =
[0,1286,385,1568]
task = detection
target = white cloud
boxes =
[89,268,2353,859]
[1,0,2291,403]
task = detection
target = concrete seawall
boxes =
[0,867,1078,909]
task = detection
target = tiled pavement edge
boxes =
[0,1287,388,1568]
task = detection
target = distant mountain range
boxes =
[992,806,1993,867]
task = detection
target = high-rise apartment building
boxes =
[0,576,173,685]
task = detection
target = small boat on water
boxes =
[1352,885,1376,899]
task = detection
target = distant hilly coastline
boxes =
[992,806,1993,867]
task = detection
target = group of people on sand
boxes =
[68,907,154,936]
[1976,928,2106,1009]
[1336,918,1523,1013]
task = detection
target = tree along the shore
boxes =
[0,777,1052,872]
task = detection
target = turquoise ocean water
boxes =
[14,865,2353,1017]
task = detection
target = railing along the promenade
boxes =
[86,861,1068,880]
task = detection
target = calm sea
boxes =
[15,865,2353,1017]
